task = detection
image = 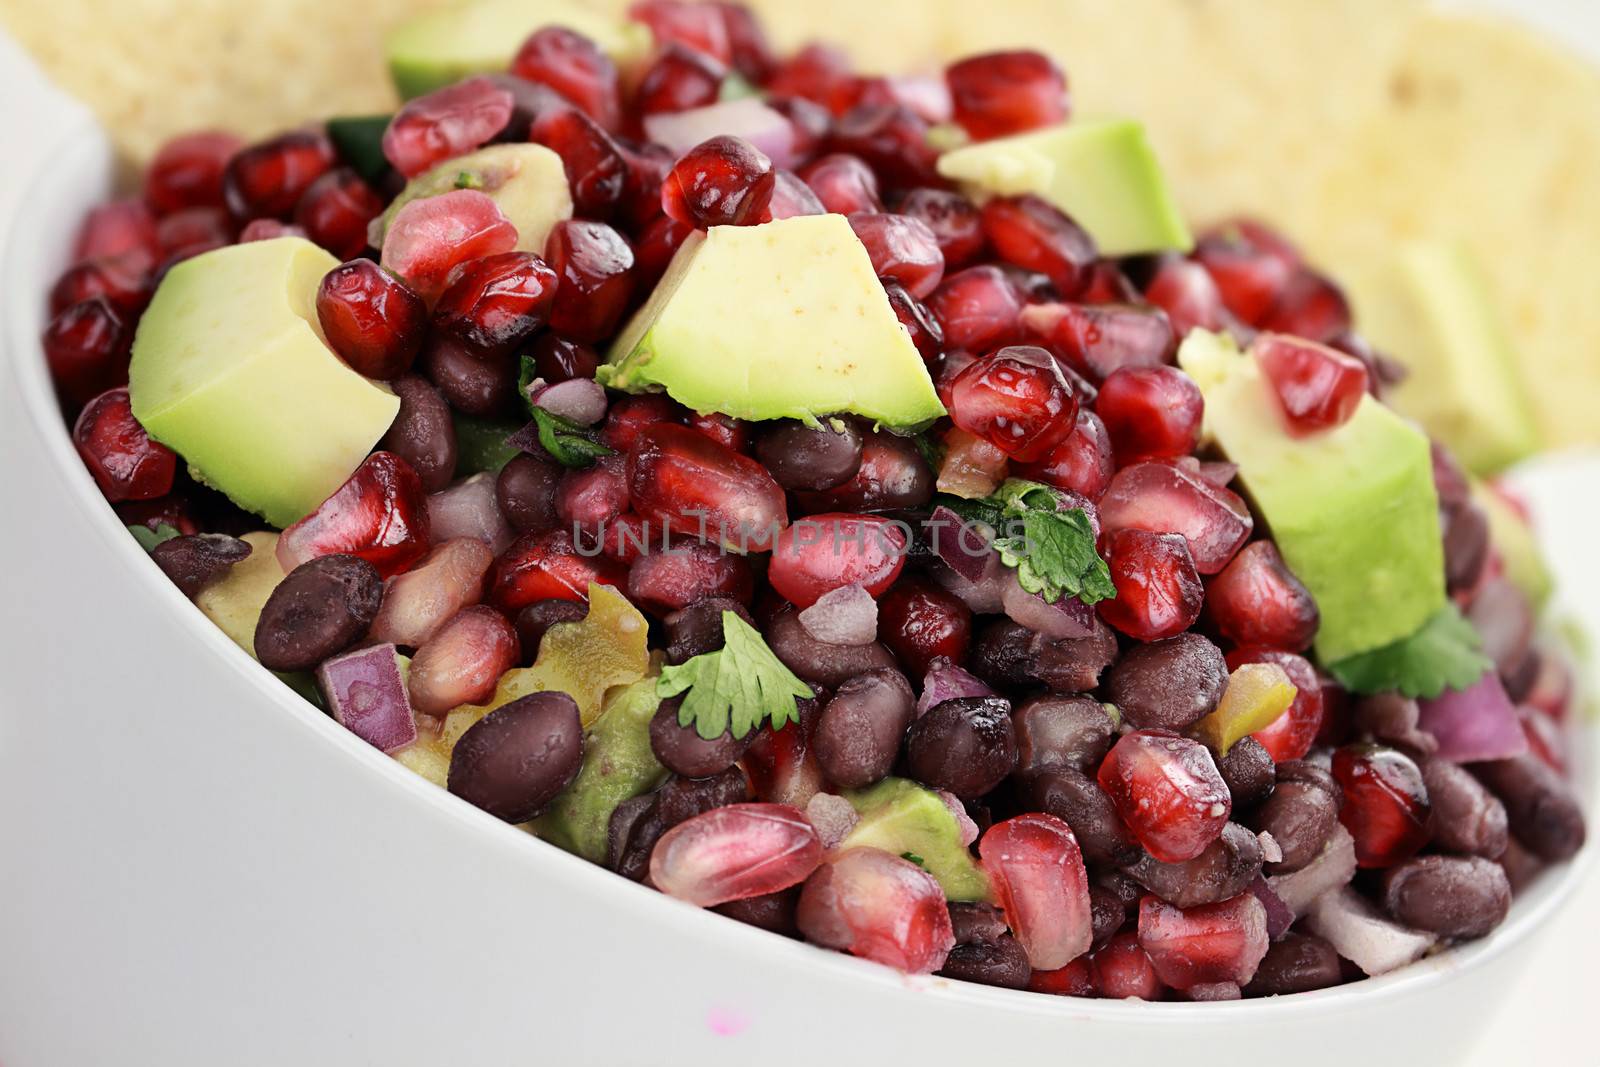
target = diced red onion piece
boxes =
[1001,568,1095,639]
[798,582,879,645]
[316,643,418,753]
[531,377,609,426]
[643,98,801,169]
[1248,874,1295,941]
[804,792,861,851]
[917,656,995,717]
[426,472,513,554]
[1303,886,1437,976]
[1257,831,1283,865]
[933,552,1008,614]
[1418,671,1529,764]
[1266,824,1357,917]
[930,504,995,583]
[937,789,979,846]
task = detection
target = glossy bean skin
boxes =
[904,696,1018,800]
[513,598,587,664]
[713,886,800,936]
[1472,753,1586,862]
[937,935,1033,989]
[254,554,383,671]
[447,690,584,822]
[1216,736,1276,810]
[496,453,564,533]
[1104,632,1228,732]
[650,695,752,779]
[1013,694,1117,774]
[766,607,898,688]
[1382,855,1512,939]
[813,668,916,789]
[1244,932,1343,997]
[1420,757,1509,859]
[608,767,750,881]
[1251,760,1342,873]
[1017,765,1141,867]
[1122,822,1263,909]
[754,419,864,491]
[382,376,458,493]
[663,597,755,664]
[150,533,252,598]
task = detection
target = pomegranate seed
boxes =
[117,496,200,538]
[876,575,972,677]
[292,167,383,260]
[316,259,429,380]
[796,847,955,974]
[946,345,1077,463]
[684,411,751,452]
[737,168,826,225]
[600,393,684,452]
[369,538,495,648]
[882,280,944,365]
[1226,647,1324,761]
[793,431,933,513]
[72,387,176,502]
[629,541,755,613]
[617,139,676,229]
[555,455,630,534]
[544,219,636,342]
[511,26,623,130]
[981,196,1096,296]
[278,452,431,578]
[599,514,657,564]
[896,188,984,270]
[798,153,882,215]
[745,704,827,807]
[980,813,1092,969]
[1021,301,1176,384]
[73,199,159,269]
[43,298,131,406]
[629,423,788,552]
[847,212,945,299]
[1098,731,1231,863]
[1206,542,1319,652]
[239,219,306,243]
[1029,958,1096,997]
[1261,269,1351,343]
[406,605,520,715]
[1098,461,1253,575]
[1078,261,1140,305]
[844,75,952,126]
[529,105,628,220]
[382,77,513,179]
[637,43,726,115]
[1193,226,1297,327]
[768,513,907,608]
[946,50,1067,141]
[49,256,151,318]
[1098,528,1203,642]
[926,266,1024,352]
[1137,893,1269,989]
[651,801,823,908]
[828,104,940,189]
[1095,366,1203,464]
[1251,333,1369,434]
[432,251,558,356]
[766,95,831,165]
[223,130,336,220]
[661,135,773,228]
[1091,931,1165,999]
[765,43,856,113]
[629,0,733,63]
[1143,255,1227,338]
[380,189,519,303]
[145,131,243,215]
[1331,743,1432,869]
[488,528,628,611]
[156,206,235,262]
[633,213,696,289]
[1013,411,1114,502]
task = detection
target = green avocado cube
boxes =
[937,118,1192,257]
[1179,330,1446,664]
[840,778,992,902]
[375,144,572,258]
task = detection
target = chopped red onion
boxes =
[798,583,878,646]
[316,643,418,753]
[936,789,979,846]
[1197,460,1240,488]
[1257,831,1283,865]
[1418,672,1529,764]
[1248,874,1295,941]
[917,656,995,717]
[932,553,1008,614]
[1266,824,1357,917]
[1000,568,1095,639]
[805,792,860,850]
[643,98,802,169]
[426,472,513,554]
[531,377,609,426]
[929,504,995,583]
[1303,886,1437,977]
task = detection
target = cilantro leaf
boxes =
[955,478,1115,606]
[656,611,815,740]
[128,523,182,552]
[526,407,615,468]
[900,851,927,869]
[1329,604,1493,699]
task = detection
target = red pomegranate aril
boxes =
[600,393,683,452]
[292,167,383,260]
[1262,269,1352,343]
[633,213,696,289]
[599,514,658,563]
[239,219,305,243]
[618,139,675,229]
[684,411,750,452]
[766,95,831,165]
[768,513,908,608]
[1206,541,1320,652]
[848,75,952,126]
[1098,731,1232,863]
[380,189,519,303]
[877,575,972,678]
[406,605,520,716]
[927,266,1024,352]
[736,169,826,225]
[745,705,827,807]
[1021,301,1176,384]
[72,387,176,502]
[529,105,628,220]
[637,42,727,115]
[828,104,940,189]
[896,187,984,269]
[555,455,629,534]
[1138,893,1269,989]
[629,423,788,552]
[544,219,636,343]
[1227,647,1325,761]
[432,251,558,357]
[369,538,495,649]
[661,135,773,228]
[980,813,1093,969]
[1078,261,1140,305]
[765,43,856,113]
[847,212,945,300]
[381,77,513,179]
[1143,255,1227,338]
[629,541,755,613]
[511,26,623,130]
[316,259,428,380]
[796,847,955,974]
[793,431,933,513]
[981,196,1096,297]
[1193,226,1297,327]
[1015,409,1116,501]
[1098,461,1253,575]
[156,206,235,262]
[882,281,944,365]
[145,130,242,215]
[223,130,336,220]
[945,345,1078,463]
[1251,333,1369,435]
[277,452,431,579]
[653,802,821,907]
[74,199,159,269]
[713,1,775,81]
[489,527,628,610]
[946,50,1067,141]
[49,256,150,318]
[117,496,200,539]
[1331,743,1433,869]
[798,153,882,215]
[629,0,733,63]
[1098,528,1203,642]
[1029,958,1096,997]
[1095,365,1204,464]
[43,298,131,406]
[1091,931,1165,999]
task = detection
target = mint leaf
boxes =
[656,612,815,740]
[128,523,182,552]
[952,478,1115,606]
[1329,604,1493,699]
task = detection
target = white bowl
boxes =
[0,114,1591,1067]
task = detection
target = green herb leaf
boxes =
[451,413,524,474]
[1329,604,1493,700]
[324,115,392,183]
[911,430,945,474]
[952,478,1116,606]
[528,407,615,468]
[900,851,927,869]
[453,170,484,190]
[128,523,182,552]
[656,612,815,740]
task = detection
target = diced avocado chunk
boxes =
[1351,242,1540,476]
[600,215,946,429]
[325,115,392,183]
[375,143,573,256]
[840,778,991,902]
[1472,478,1553,611]
[129,238,400,528]
[937,119,1192,257]
[196,531,286,654]
[1179,330,1446,663]
[385,0,650,99]
[531,671,670,862]
[452,413,524,474]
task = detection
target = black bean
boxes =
[813,668,915,788]
[1013,694,1117,774]
[513,598,587,664]
[1018,766,1141,866]
[253,554,382,671]
[611,767,750,881]
[649,695,752,779]
[381,375,457,493]
[1104,632,1228,732]
[937,935,1032,989]
[1089,885,1127,949]
[1095,868,1144,913]
[904,696,1017,800]
[713,886,800,936]
[424,336,517,417]
[766,607,897,688]
[1442,500,1490,596]
[754,419,864,491]
[150,533,252,598]
[1467,579,1534,680]
[1251,760,1342,873]
[1244,933,1343,997]
[969,620,1036,690]
[1471,753,1586,862]
[447,691,585,822]
[1352,692,1435,756]
[1124,822,1263,908]
[1026,617,1119,693]
[1217,736,1276,809]
[663,597,755,665]
[496,452,563,534]
[948,901,1009,946]
[1421,757,1509,859]
[1383,854,1512,939]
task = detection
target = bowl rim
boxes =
[7,113,1592,1023]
